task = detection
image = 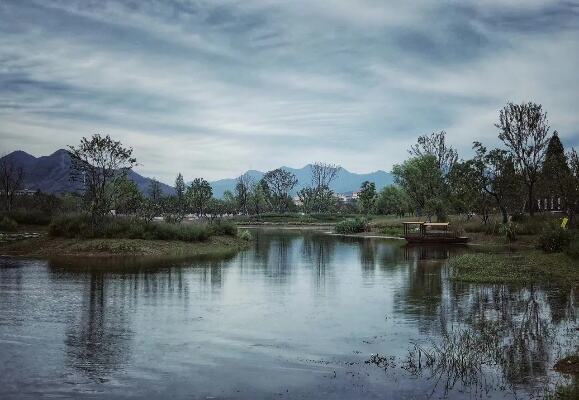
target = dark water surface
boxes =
[0,229,576,399]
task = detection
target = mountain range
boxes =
[1,150,394,197]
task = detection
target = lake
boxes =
[0,228,576,399]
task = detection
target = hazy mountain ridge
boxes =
[209,165,394,198]
[1,150,174,195]
[1,150,393,197]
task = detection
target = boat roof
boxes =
[401,222,450,226]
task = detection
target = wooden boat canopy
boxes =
[402,221,469,244]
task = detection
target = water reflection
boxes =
[0,230,576,399]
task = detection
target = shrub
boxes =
[499,222,518,243]
[538,225,573,253]
[0,216,18,232]
[208,220,237,236]
[48,214,235,242]
[334,218,367,234]
[238,229,252,241]
[566,238,579,258]
[1,209,52,225]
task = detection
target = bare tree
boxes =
[409,130,458,175]
[311,162,341,189]
[495,102,550,216]
[68,134,137,221]
[0,156,24,212]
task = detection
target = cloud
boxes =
[0,0,578,183]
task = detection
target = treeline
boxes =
[356,102,579,226]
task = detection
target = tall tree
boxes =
[311,162,341,189]
[68,134,137,221]
[392,155,446,221]
[262,168,298,212]
[148,179,162,203]
[495,102,551,216]
[175,173,186,203]
[473,142,524,223]
[235,173,252,215]
[358,181,377,215]
[376,186,409,217]
[539,133,572,211]
[409,130,458,175]
[187,178,213,217]
[0,156,24,212]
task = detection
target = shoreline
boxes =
[0,235,250,258]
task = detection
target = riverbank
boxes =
[0,235,250,258]
[449,251,579,286]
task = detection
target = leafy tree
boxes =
[409,130,458,175]
[376,186,408,217]
[447,160,484,220]
[0,156,24,212]
[297,185,336,214]
[111,177,142,215]
[392,155,447,221]
[68,134,137,221]
[249,181,270,216]
[222,190,238,215]
[235,173,252,215]
[148,179,163,203]
[473,142,524,223]
[358,181,377,214]
[262,168,297,212]
[187,178,213,217]
[175,172,186,203]
[496,102,551,216]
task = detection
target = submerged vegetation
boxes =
[450,251,579,285]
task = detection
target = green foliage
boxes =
[148,179,163,203]
[334,218,367,234]
[262,168,297,212]
[358,181,377,214]
[238,229,252,241]
[49,214,236,242]
[187,178,213,216]
[0,216,18,232]
[1,208,52,225]
[499,222,518,243]
[376,185,409,216]
[450,251,579,285]
[538,225,573,253]
[392,155,446,219]
[68,134,137,220]
[208,219,237,236]
[566,237,579,258]
[297,186,337,214]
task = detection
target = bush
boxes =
[499,222,518,243]
[208,220,237,236]
[538,225,573,253]
[49,214,236,242]
[0,216,18,232]
[1,209,52,225]
[238,229,252,241]
[334,218,367,234]
[566,238,579,258]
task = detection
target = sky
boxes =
[1,0,578,184]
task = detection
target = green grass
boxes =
[450,251,579,286]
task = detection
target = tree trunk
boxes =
[500,205,508,224]
[528,183,535,216]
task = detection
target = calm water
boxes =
[0,229,576,399]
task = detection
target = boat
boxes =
[402,222,469,244]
